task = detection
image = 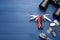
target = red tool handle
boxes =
[37,16,42,29]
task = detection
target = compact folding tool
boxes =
[30,14,52,29]
[30,15,42,29]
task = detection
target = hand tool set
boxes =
[29,0,60,40]
[39,0,60,19]
[29,14,59,40]
[39,0,60,39]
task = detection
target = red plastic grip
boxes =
[37,16,42,29]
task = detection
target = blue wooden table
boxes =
[0,0,60,40]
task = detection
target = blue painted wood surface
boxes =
[0,0,60,40]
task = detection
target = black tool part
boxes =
[53,8,60,20]
[39,0,49,10]
[39,0,60,10]
[51,0,60,7]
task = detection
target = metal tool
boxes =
[51,31,56,37]
[43,14,52,22]
[50,20,59,27]
[47,27,56,37]
[54,20,59,26]
[30,15,42,29]
[30,15,37,21]
[47,27,53,33]
[50,22,56,27]
[30,14,52,29]
[39,32,52,40]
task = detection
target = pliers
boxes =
[30,14,52,29]
[30,15,42,29]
